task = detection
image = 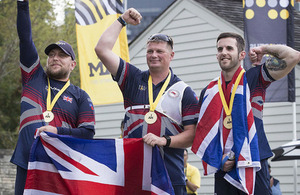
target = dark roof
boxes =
[196,0,300,52]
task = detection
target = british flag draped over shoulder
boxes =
[191,68,261,194]
[24,132,174,195]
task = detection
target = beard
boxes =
[46,66,69,80]
[219,57,239,72]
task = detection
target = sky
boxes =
[50,0,74,26]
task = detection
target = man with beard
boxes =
[192,32,300,194]
[11,1,95,194]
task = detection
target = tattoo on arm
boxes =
[265,56,287,71]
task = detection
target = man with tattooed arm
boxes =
[193,32,300,195]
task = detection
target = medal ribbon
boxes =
[218,69,245,117]
[148,71,171,112]
[46,77,70,112]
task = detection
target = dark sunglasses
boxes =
[147,33,173,49]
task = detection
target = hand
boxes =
[121,8,142,26]
[143,133,166,147]
[270,176,274,187]
[37,125,58,134]
[249,46,266,66]
[222,153,235,172]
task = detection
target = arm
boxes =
[37,93,95,139]
[58,92,95,139]
[143,124,196,148]
[17,0,39,67]
[186,167,200,192]
[37,125,94,139]
[186,180,199,192]
[249,45,300,80]
[94,8,142,77]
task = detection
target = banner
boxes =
[24,132,174,195]
[244,0,295,102]
[76,0,129,105]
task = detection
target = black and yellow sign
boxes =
[243,0,295,102]
[75,0,129,105]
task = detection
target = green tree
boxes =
[59,6,80,86]
[0,0,77,148]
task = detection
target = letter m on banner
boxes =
[76,0,129,105]
[244,0,295,102]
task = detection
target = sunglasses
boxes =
[147,34,173,49]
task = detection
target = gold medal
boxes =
[223,115,232,129]
[218,69,245,130]
[146,71,171,125]
[144,111,157,124]
[44,77,70,123]
[43,110,54,123]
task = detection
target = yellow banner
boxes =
[75,0,129,105]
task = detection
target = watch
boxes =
[163,135,171,147]
[228,151,235,161]
[117,16,127,27]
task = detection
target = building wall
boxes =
[126,0,175,42]
[0,150,15,195]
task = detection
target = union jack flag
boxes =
[123,109,183,138]
[191,70,261,195]
[63,95,73,103]
[24,132,174,195]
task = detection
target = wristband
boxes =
[163,135,171,147]
[221,155,229,171]
[117,16,127,27]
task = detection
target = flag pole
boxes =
[292,102,298,194]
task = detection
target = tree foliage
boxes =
[0,0,78,148]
